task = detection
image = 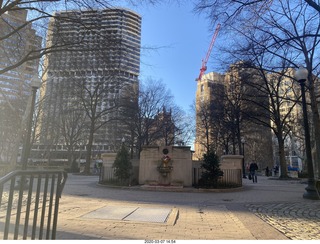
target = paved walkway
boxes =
[56,174,320,240]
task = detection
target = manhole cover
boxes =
[82,206,172,223]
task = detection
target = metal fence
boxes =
[217,168,242,187]
[193,167,242,188]
[0,170,67,240]
[99,166,116,183]
[101,165,242,188]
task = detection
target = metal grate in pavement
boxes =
[82,206,172,223]
[124,207,172,223]
[82,206,138,220]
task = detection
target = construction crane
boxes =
[196,23,221,81]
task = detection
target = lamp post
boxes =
[294,66,318,200]
[21,77,41,170]
[241,138,247,178]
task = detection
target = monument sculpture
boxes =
[139,146,193,187]
[157,149,173,177]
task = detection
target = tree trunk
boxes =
[308,73,320,178]
[312,115,320,178]
[67,147,78,172]
[67,148,72,168]
[84,121,95,174]
[277,134,288,178]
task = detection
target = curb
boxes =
[96,182,244,193]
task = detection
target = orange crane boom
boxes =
[196,23,221,81]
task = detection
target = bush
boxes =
[112,144,132,184]
[199,150,223,188]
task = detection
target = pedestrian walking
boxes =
[249,162,258,183]
[273,165,279,176]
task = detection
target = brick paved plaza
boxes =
[56,174,320,240]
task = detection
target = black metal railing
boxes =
[217,169,242,187]
[193,167,242,188]
[0,170,67,240]
[0,165,14,178]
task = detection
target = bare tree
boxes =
[154,106,177,146]
[76,75,121,174]
[59,102,87,172]
[137,79,173,147]
[194,80,230,158]
[0,0,163,170]
[173,107,195,147]
[122,78,190,157]
[194,0,320,23]
[0,98,23,165]
[304,0,320,12]
[194,0,320,177]
[224,65,248,155]
[239,60,300,178]
[195,100,214,157]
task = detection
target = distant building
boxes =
[194,63,274,172]
[194,72,225,159]
[0,8,41,103]
[225,62,273,171]
[151,107,176,146]
[37,8,141,165]
[0,8,41,164]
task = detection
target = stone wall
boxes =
[100,150,242,187]
[220,155,243,170]
[139,146,193,186]
[220,155,243,186]
[101,152,139,184]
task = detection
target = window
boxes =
[201,84,204,93]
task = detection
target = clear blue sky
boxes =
[117,1,220,112]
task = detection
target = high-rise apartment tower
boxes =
[0,8,41,164]
[40,8,141,155]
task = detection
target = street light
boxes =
[294,66,318,200]
[21,76,42,170]
[241,137,247,178]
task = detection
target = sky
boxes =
[115,1,220,112]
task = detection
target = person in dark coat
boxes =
[249,162,258,183]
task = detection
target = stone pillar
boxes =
[220,155,243,170]
[101,152,117,181]
[220,155,243,185]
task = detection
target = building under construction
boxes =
[37,8,141,166]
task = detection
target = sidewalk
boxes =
[55,174,320,240]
